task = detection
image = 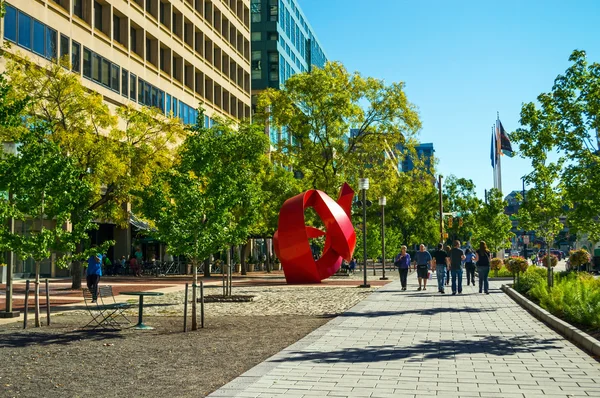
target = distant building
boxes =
[398,142,435,172]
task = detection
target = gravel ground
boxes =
[0,314,329,398]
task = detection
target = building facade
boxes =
[1,0,252,278]
[249,0,327,144]
[398,142,435,172]
[2,0,252,126]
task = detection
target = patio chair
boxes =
[82,288,121,329]
[98,286,132,326]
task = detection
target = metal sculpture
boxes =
[273,183,356,284]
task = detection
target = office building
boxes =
[249,0,327,144]
[398,142,435,172]
[2,0,252,126]
[1,0,252,278]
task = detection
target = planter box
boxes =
[502,284,600,358]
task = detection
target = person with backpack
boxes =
[394,246,411,291]
[464,248,476,286]
[432,243,448,294]
[475,241,491,294]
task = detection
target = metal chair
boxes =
[98,286,132,326]
[82,288,121,329]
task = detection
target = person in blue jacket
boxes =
[86,246,103,303]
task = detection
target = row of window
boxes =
[4,6,57,61]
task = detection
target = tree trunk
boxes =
[241,242,249,276]
[266,239,272,273]
[71,242,83,289]
[192,258,197,331]
[34,261,41,327]
[203,257,211,278]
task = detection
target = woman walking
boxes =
[475,241,491,294]
[394,246,411,291]
[464,248,476,286]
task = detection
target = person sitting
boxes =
[348,258,357,274]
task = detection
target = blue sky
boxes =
[299,0,600,199]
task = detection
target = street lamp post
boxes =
[379,196,388,280]
[358,178,370,288]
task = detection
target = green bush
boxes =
[489,266,513,278]
[515,267,546,294]
[527,272,600,328]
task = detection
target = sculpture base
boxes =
[358,284,371,288]
[0,311,21,318]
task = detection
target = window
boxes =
[251,50,261,79]
[279,0,284,25]
[160,2,166,25]
[91,53,101,82]
[113,15,121,42]
[83,47,91,77]
[130,73,137,100]
[268,32,278,41]
[151,86,157,107]
[144,81,150,105]
[130,27,137,53]
[173,97,178,118]
[138,79,144,103]
[46,27,57,60]
[159,91,165,113]
[72,41,81,73]
[268,0,278,21]
[94,1,103,32]
[121,69,128,98]
[60,34,69,62]
[146,38,151,62]
[73,0,83,19]
[166,93,171,115]
[111,63,119,91]
[18,12,32,49]
[4,5,17,42]
[269,52,278,82]
[250,0,261,22]
[32,20,45,56]
[251,32,261,41]
[101,58,110,87]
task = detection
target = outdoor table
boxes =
[120,291,164,330]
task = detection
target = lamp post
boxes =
[358,178,370,288]
[379,196,388,280]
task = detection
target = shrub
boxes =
[569,249,591,268]
[514,267,546,294]
[490,257,503,271]
[488,266,513,278]
[541,254,558,268]
[506,257,529,274]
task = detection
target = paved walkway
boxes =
[210,278,600,398]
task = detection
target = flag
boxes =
[490,128,496,168]
[499,121,514,157]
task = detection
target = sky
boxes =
[298,0,600,199]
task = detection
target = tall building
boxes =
[249,0,327,143]
[398,142,435,172]
[2,0,252,125]
[1,0,252,278]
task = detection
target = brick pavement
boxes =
[210,277,600,398]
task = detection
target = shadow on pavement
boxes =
[272,335,562,363]
[0,329,124,348]
[340,307,498,318]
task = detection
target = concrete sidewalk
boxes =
[210,278,600,398]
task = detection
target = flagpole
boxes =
[492,125,497,190]
[496,116,503,195]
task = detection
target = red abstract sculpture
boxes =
[273,183,356,284]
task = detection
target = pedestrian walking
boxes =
[444,245,451,286]
[450,240,466,295]
[464,248,476,286]
[394,246,411,291]
[475,241,491,294]
[85,246,103,303]
[415,244,432,291]
[432,243,448,294]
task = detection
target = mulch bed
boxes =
[0,314,329,397]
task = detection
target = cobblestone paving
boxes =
[210,278,600,398]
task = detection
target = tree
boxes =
[139,116,268,321]
[256,62,421,197]
[472,189,513,255]
[0,126,96,326]
[443,175,481,245]
[5,55,185,288]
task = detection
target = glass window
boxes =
[72,41,81,73]
[130,27,137,53]
[250,0,261,23]
[94,1,103,31]
[138,79,144,103]
[251,32,261,42]
[83,47,91,77]
[159,91,165,112]
[268,32,278,41]
[111,63,119,91]
[166,93,171,116]
[46,27,57,60]
[279,1,284,25]
[32,20,45,56]
[151,86,157,108]
[269,0,278,21]
[130,73,137,100]
[173,98,178,118]
[144,81,150,105]
[251,50,261,79]
[4,6,17,43]
[113,15,121,42]
[73,0,83,19]
[91,53,101,82]
[204,115,209,127]
[121,69,128,97]
[60,34,69,62]
[101,58,110,86]
[146,38,151,62]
